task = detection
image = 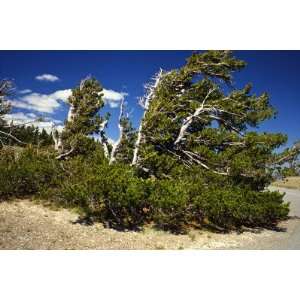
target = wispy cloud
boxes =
[103,89,128,108]
[9,89,72,114]
[35,74,60,82]
[4,112,62,133]
[18,89,32,94]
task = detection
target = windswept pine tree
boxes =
[58,77,109,159]
[132,51,298,188]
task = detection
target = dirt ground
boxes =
[272,176,300,190]
[0,199,286,250]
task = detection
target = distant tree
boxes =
[281,140,300,176]
[3,123,53,147]
[39,128,53,147]
[0,79,27,146]
[132,50,299,188]
[0,80,12,121]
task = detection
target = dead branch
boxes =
[174,88,216,145]
[132,69,164,166]
[109,97,125,164]
[56,147,75,160]
[0,130,26,145]
[98,120,109,159]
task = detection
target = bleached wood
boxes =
[109,97,125,164]
[131,69,164,166]
[56,147,74,160]
[98,120,109,159]
[0,129,26,145]
[174,88,216,145]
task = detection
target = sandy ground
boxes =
[272,176,300,190]
[1,197,295,250]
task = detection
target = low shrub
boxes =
[100,165,152,229]
[193,187,289,230]
[0,147,289,232]
[51,156,151,229]
[0,147,60,200]
[149,179,196,232]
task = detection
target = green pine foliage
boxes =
[3,125,53,147]
[136,51,289,190]
[61,77,107,156]
[0,147,60,199]
[0,144,289,232]
[114,118,136,164]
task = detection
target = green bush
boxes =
[52,156,151,229]
[100,165,151,229]
[0,147,60,200]
[192,187,288,230]
[0,147,289,232]
[149,179,195,232]
[54,156,105,211]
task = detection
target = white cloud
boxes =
[18,89,32,94]
[102,89,128,108]
[4,112,37,124]
[4,112,62,134]
[10,86,127,118]
[27,112,38,118]
[10,89,72,113]
[35,74,60,82]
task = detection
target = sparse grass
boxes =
[272,176,300,190]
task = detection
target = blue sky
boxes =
[0,50,299,147]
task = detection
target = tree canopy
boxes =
[131,51,296,189]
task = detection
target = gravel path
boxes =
[233,187,300,250]
[0,187,299,249]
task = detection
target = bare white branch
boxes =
[98,120,109,159]
[181,150,229,176]
[0,130,26,145]
[56,147,75,160]
[51,123,62,151]
[79,75,91,91]
[132,68,165,166]
[109,97,125,164]
[174,88,216,145]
